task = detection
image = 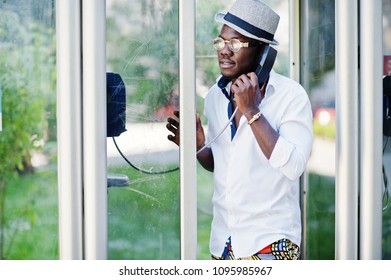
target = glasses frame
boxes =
[212,37,261,53]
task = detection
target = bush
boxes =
[0,9,56,259]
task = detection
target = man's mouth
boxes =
[219,59,235,69]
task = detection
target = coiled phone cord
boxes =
[112,136,179,174]
[113,107,238,174]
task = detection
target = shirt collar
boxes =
[264,69,276,98]
[216,76,232,100]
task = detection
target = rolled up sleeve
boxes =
[268,94,313,181]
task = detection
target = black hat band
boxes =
[224,12,274,42]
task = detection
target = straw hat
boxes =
[215,0,280,45]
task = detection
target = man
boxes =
[166,0,313,260]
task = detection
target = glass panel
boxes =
[195,0,290,260]
[382,0,391,260]
[301,0,335,259]
[0,0,57,259]
[106,0,180,260]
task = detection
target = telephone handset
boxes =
[383,76,391,136]
[196,45,277,155]
[254,45,277,87]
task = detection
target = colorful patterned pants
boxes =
[212,237,300,260]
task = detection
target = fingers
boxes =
[166,112,180,146]
[246,72,258,84]
[167,134,176,141]
[231,74,250,94]
[166,117,179,131]
[234,72,262,93]
[237,73,258,87]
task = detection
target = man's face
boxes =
[217,25,261,80]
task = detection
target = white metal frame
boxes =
[82,0,107,260]
[57,0,107,260]
[359,0,383,260]
[58,0,196,260]
[56,0,83,260]
[335,0,359,260]
[289,0,300,83]
[335,0,383,259]
[289,0,305,259]
[179,0,197,260]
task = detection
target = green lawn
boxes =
[2,164,391,260]
[2,168,59,259]
[305,173,335,259]
[107,165,180,260]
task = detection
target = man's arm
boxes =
[232,72,313,180]
[167,111,214,172]
[196,113,214,171]
[196,147,214,172]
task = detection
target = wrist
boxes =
[247,110,262,125]
[244,108,260,119]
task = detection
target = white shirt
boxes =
[204,70,313,258]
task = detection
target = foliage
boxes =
[1,169,58,260]
[107,165,180,260]
[306,173,335,259]
[302,0,335,91]
[313,119,336,139]
[0,8,56,259]
[107,0,179,122]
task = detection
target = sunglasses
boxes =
[212,37,261,53]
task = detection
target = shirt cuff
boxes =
[269,136,294,168]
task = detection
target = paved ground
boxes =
[107,122,336,177]
[107,122,179,167]
[306,137,335,177]
[31,121,335,177]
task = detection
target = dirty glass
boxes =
[382,0,391,260]
[106,0,180,259]
[0,0,57,259]
[301,0,336,260]
[301,0,391,260]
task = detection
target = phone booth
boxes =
[1,0,390,261]
[56,0,196,259]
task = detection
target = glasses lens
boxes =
[212,37,225,50]
[229,39,241,52]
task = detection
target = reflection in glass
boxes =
[0,0,57,259]
[301,0,335,260]
[382,0,391,260]
[302,0,391,260]
[106,0,180,260]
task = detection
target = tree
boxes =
[107,0,179,122]
[0,8,56,259]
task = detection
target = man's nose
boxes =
[220,43,233,55]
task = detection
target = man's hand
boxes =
[196,113,206,151]
[166,111,207,151]
[231,72,264,116]
[166,110,180,146]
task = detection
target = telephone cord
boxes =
[112,137,179,174]
[196,107,239,154]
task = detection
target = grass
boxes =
[107,165,180,260]
[306,173,335,259]
[2,168,59,259]
[313,119,336,139]
[2,163,391,260]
